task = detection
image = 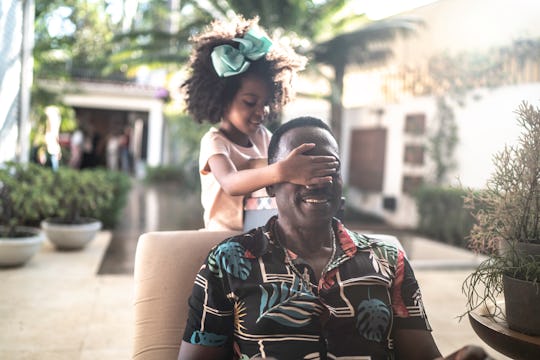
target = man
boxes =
[179,116,491,359]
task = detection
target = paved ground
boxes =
[0,181,512,359]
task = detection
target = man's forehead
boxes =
[277,126,339,157]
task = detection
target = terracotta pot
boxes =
[503,274,540,336]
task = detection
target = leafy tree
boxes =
[311,17,421,144]
[106,0,214,74]
[32,0,120,153]
[34,0,119,80]
[109,1,420,146]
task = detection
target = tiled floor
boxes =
[0,233,134,359]
[0,181,512,359]
[98,181,204,274]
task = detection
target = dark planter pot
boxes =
[516,240,540,257]
[503,274,540,336]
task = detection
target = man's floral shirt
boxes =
[183,217,431,359]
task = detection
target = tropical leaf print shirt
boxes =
[183,217,432,360]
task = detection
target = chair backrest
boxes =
[243,196,278,232]
[133,230,239,360]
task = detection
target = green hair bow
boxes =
[211,28,273,78]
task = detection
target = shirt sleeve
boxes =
[199,130,229,175]
[182,247,235,348]
[391,251,433,331]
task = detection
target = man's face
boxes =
[269,126,342,227]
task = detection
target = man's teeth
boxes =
[305,198,327,204]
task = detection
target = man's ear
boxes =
[266,184,275,197]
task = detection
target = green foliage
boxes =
[461,246,540,320]
[145,164,200,194]
[145,165,184,183]
[224,0,366,43]
[465,101,540,253]
[164,109,209,166]
[461,101,540,318]
[32,0,113,161]
[148,109,207,192]
[0,162,57,237]
[414,185,476,248]
[92,169,132,229]
[46,167,115,224]
[34,0,119,80]
[0,162,131,236]
[107,1,212,73]
[428,97,458,185]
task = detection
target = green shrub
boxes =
[145,165,185,183]
[414,185,478,248]
[0,162,57,237]
[46,167,131,228]
[92,169,132,228]
[1,164,131,234]
[145,163,200,193]
[46,167,115,224]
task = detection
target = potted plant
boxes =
[0,162,57,266]
[462,101,540,335]
[41,167,114,250]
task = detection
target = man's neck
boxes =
[276,219,334,255]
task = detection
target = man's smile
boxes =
[300,190,332,205]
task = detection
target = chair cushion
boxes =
[133,230,239,360]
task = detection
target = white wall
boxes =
[340,83,540,228]
[449,84,540,189]
[393,0,540,64]
[342,97,437,227]
[334,0,540,228]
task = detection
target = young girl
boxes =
[182,16,338,231]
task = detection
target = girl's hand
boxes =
[279,143,338,185]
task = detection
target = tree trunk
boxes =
[330,60,345,147]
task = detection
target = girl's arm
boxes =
[208,143,338,196]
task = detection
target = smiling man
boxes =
[178,116,491,360]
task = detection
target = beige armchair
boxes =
[133,230,239,360]
[132,229,402,360]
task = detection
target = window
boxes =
[403,144,424,165]
[402,175,424,194]
[404,113,426,135]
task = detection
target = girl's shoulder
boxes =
[201,127,229,144]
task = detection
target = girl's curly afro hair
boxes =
[182,16,307,124]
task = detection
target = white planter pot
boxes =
[0,226,44,267]
[41,218,102,250]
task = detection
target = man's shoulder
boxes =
[341,225,404,261]
[212,227,270,259]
